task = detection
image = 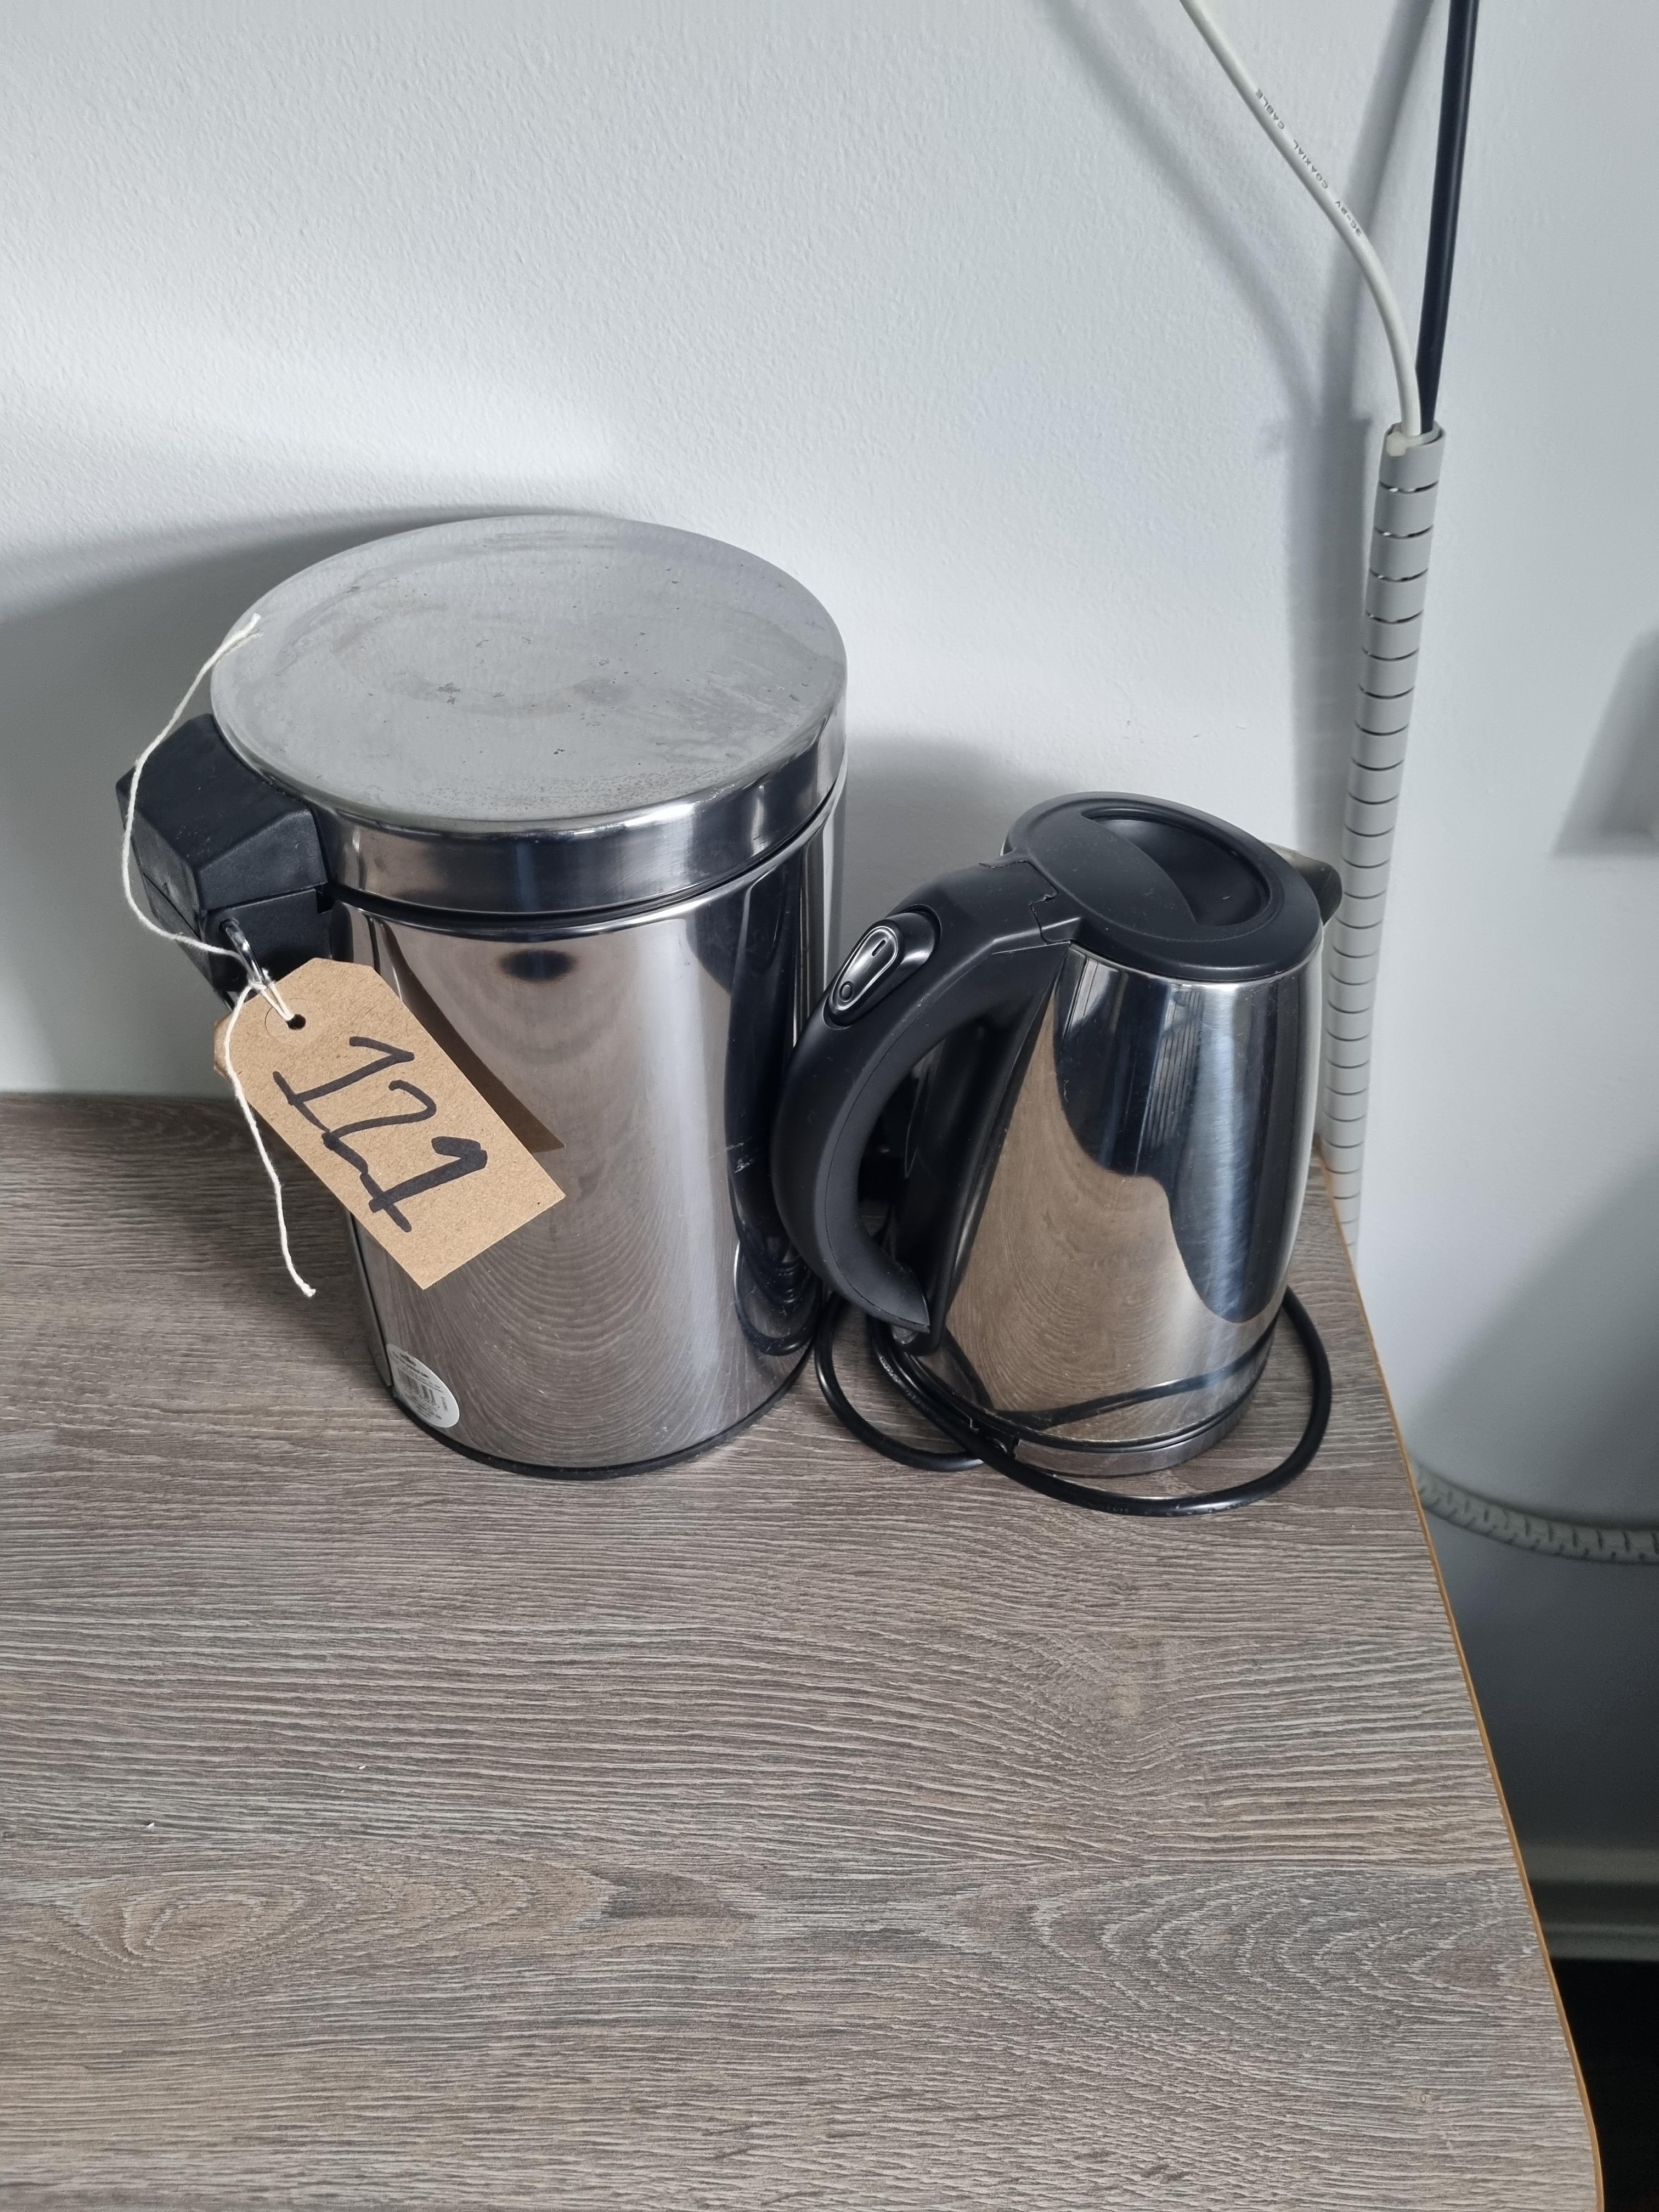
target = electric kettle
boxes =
[121,515,845,1474]
[771,795,1340,1476]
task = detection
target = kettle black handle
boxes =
[770,857,1078,1334]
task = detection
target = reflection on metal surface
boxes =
[697,852,824,1357]
[375,933,563,1154]
[905,943,1319,1474]
[342,797,838,1470]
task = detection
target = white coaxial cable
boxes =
[1174,0,1438,1242]
[1173,0,1422,438]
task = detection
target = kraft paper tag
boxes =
[215,958,564,1288]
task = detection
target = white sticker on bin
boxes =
[387,1347,462,1431]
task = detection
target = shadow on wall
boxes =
[1412,1143,1659,1524]
[1417,1143,1659,1862]
[1558,629,1659,853]
[0,514,503,1093]
[1430,1512,1659,1860]
[837,740,1052,953]
[1038,0,1437,864]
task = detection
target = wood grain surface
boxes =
[0,1097,1598,2209]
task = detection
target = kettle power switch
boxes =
[831,924,900,1012]
[825,910,937,1024]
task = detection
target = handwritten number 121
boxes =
[273,1035,489,1232]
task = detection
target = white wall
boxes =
[5,3,1657,1846]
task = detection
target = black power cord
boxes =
[1414,0,1481,431]
[814,1286,1331,1518]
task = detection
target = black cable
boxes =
[1414,0,1481,431]
[814,1301,979,1470]
[814,1286,1331,1517]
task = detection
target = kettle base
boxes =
[1002,1384,1256,1481]
[916,1328,1275,1481]
[382,1352,809,1482]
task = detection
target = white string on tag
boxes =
[215,978,316,1298]
[119,612,318,1299]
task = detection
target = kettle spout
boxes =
[1271,844,1342,926]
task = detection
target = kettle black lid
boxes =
[1008,794,1323,983]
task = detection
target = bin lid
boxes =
[210,514,846,917]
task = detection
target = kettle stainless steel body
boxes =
[772,796,1339,1475]
[124,515,845,1473]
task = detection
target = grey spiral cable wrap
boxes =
[1411,1462,1659,1562]
[1318,425,1445,1240]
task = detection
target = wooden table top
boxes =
[0,1096,1598,2209]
